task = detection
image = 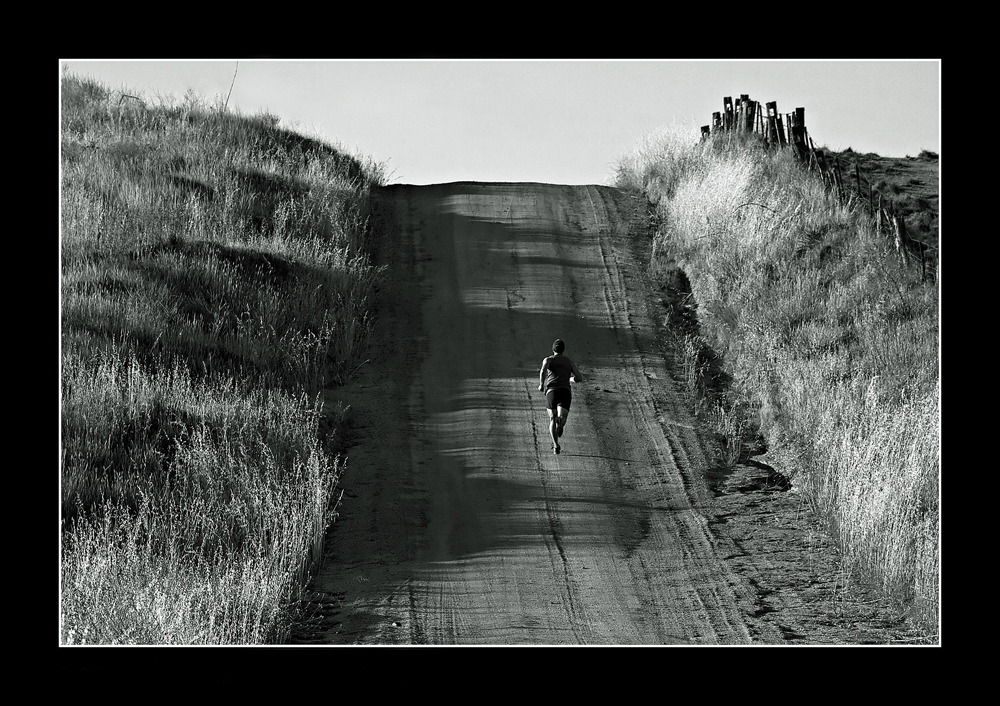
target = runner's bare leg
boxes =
[558,406,570,436]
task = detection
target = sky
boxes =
[61,59,941,186]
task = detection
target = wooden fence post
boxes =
[833,156,845,202]
[767,102,787,147]
[893,214,930,279]
[765,101,778,146]
[789,107,807,161]
[893,214,911,267]
[815,145,830,185]
[724,97,734,131]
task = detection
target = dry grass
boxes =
[615,123,940,637]
[60,72,386,644]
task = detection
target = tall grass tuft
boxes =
[615,124,940,637]
[60,72,387,644]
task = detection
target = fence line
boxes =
[702,94,936,281]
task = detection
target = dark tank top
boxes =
[544,355,573,391]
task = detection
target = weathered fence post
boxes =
[893,214,911,267]
[767,102,786,147]
[724,97,734,131]
[814,145,830,185]
[833,156,845,202]
[701,125,711,141]
[788,107,808,161]
[893,215,930,280]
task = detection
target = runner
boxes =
[538,339,584,455]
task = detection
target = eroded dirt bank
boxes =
[298,182,926,645]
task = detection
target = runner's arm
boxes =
[570,360,584,383]
[538,358,549,392]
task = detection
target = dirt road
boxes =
[304,181,780,645]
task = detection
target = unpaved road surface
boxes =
[305,182,925,646]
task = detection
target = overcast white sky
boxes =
[62,59,941,186]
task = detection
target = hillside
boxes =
[615,126,939,639]
[821,147,939,248]
[60,73,388,645]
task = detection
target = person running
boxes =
[538,338,584,455]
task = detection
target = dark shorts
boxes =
[545,387,572,411]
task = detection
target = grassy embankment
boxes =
[614,125,939,637]
[60,74,387,644]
